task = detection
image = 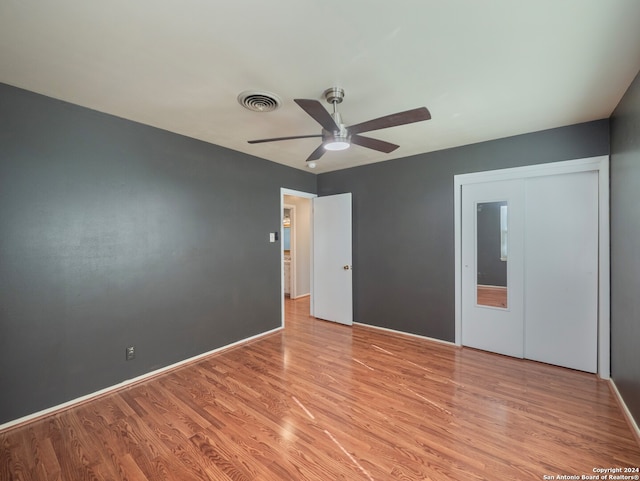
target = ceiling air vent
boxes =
[237,90,281,112]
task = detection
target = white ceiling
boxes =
[1,1,640,174]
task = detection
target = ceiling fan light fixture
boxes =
[324,137,350,151]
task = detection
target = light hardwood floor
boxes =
[1,297,639,480]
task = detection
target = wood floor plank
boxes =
[1,296,639,480]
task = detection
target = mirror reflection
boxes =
[476,201,508,308]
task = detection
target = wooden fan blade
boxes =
[248,134,322,144]
[294,99,340,133]
[306,144,326,162]
[350,134,399,153]
[348,107,431,135]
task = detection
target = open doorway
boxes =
[280,189,315,327]
[280,188,353,327]
[283,204,295,299]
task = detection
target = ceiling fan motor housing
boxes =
[325,111,349,137]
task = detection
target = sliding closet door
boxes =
[461,179,525,358]
[524,171,599,373]
[460,170,600,373]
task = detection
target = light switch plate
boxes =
[269,232,276,242]
[126,346,135,361]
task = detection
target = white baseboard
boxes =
[291,293,310,299]
[608,379,640,444]
[354,322,457,347]
[0,326,283,433]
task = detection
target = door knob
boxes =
[343,265,352,270]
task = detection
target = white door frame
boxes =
[281,188,316,327]
[453,156,610,378]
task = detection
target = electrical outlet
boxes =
[125,346,135,361]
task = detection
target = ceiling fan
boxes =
[248,87,431,167]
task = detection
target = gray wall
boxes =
[317,120,609,341]
[610,70,640,424]
[0,83,316,424]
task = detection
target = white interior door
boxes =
[524,171,598,373]
[461,179,525,358]
[312,193,353,325]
